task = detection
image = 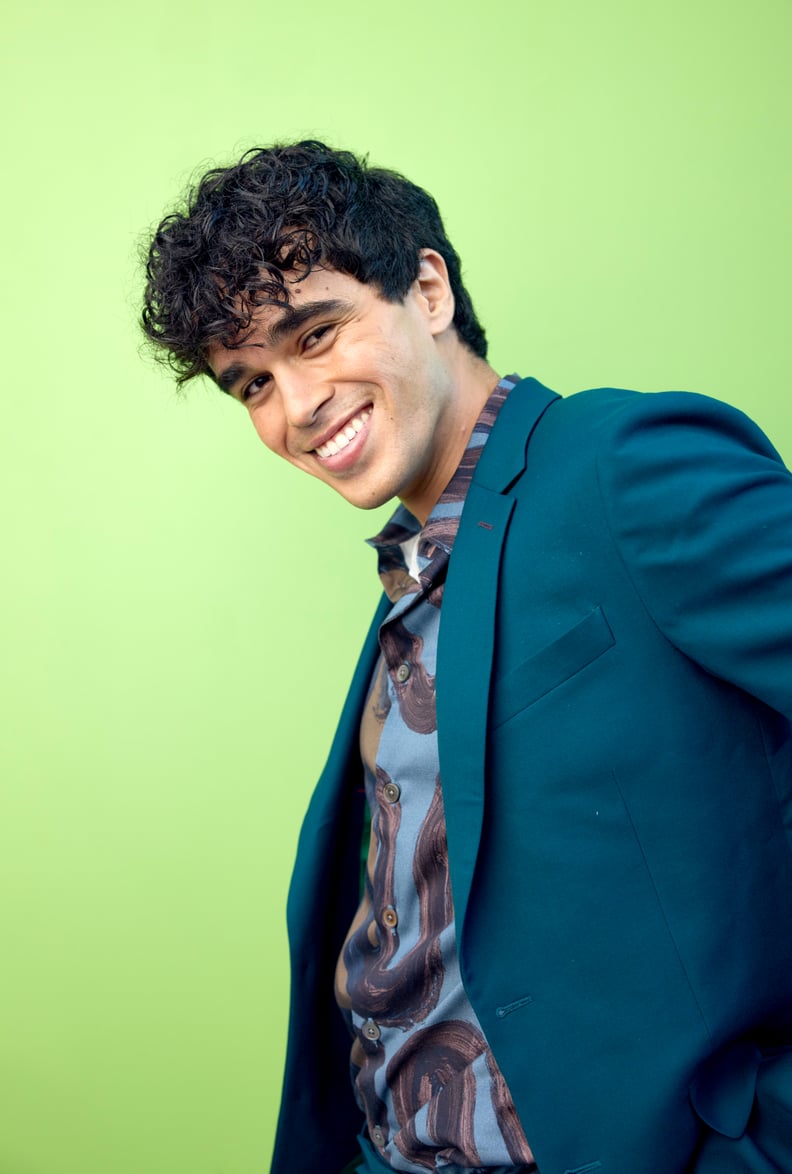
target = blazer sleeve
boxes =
[595,391,792,719]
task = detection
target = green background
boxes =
[2,0,790,1170]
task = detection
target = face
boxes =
[206,254,468,521]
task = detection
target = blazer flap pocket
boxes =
[689,1040,762,1138]
[492,606,615,728]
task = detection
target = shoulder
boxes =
[549,384,777,450]
[517,382,786,482]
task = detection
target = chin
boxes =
[330,483,396,512]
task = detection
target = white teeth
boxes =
[315,407,371,459]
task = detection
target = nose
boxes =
[278,369,333,428]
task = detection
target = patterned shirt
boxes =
[334,375,537,1173]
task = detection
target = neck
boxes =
[404,345,501,525]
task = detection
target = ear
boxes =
[415,248,455,336]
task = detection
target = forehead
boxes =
[259,264,371,311]
[229,265,379,337]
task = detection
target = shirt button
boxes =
[370,1125,385,1148]
[395,662,411,683]
[362,1018,381,1041]
[383,781,401,804]
[382,906,399,930]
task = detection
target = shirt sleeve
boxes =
[595,390,792,719]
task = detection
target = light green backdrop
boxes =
[2,1,790,1171]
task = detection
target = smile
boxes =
[314,408,372,459]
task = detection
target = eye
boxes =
[302,323,334,351]
[241,373,272,404]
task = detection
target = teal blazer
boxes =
[271,380,792,1174]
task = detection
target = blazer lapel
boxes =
[287,592,390,958]
[436,378,560,938]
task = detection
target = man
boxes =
[142,141,792,1174]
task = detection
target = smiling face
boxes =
[207,252,491,523]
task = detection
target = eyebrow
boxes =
[213,298,353,395]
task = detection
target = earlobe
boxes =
[416,248,455,335]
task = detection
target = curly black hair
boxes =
[141,140,487,385]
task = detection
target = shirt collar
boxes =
[368,373,520,602]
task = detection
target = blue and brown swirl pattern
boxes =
[335,376,537,1173]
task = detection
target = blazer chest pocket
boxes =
[491,606,615,728]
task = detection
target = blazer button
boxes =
[382,906,399,930]
[383,781,401,804]
[370,1125,385,1148]
[395,662,411,683]
[362,1019,381,1041]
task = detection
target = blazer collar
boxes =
[473,376,561,493]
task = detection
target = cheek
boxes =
[249,407,286,455]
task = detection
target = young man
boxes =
[142,141,792,1174]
